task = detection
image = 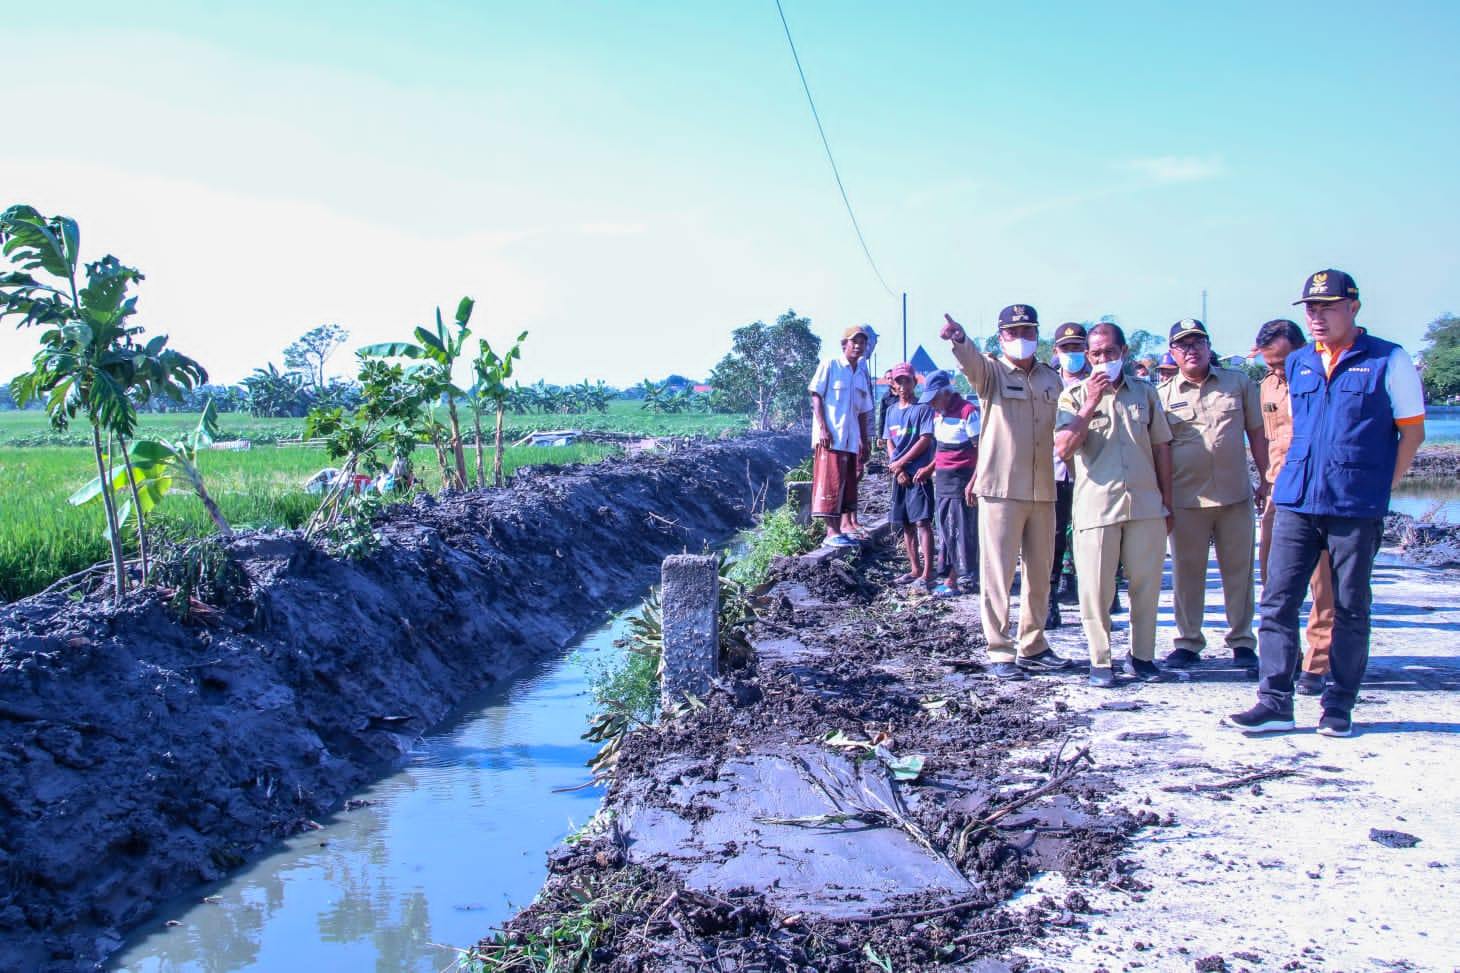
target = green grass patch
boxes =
[726,504,818,589]
[0,441,613,603]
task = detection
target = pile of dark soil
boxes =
[1384,512,1460,567]
[0,433,807,973]
[1405,443,1460,481]
[488,534,1155,971]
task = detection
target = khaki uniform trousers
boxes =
[1169,502,1257,655]
[1075,517,1166,668]
[1259,502,1334,674]
[977,497,1054,663]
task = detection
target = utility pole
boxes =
[1202,289,1208,324]
[901,292,908,362]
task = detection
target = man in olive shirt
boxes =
[940,306,1071,680]
[1157,319,1269,670]
[1055,323,1175,687]
[1254,318,1334,695]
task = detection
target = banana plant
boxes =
[471,329,528,487]
[72,399,234,552]
[359,297,474,490]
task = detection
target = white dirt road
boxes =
[984,551,1460,973]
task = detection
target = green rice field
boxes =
[0,400,752,446]
[0,403,751,601]
[0,440,614,603]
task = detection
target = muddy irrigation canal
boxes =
[109,613,636,971]
[0,433,808,973]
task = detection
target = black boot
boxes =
[1045,600,1062,630]
[1059,571,1079,605]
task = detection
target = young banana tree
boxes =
[471,330,528,487]
[72,399,234,555]
[2,204,192,603]
[359,297,474,490]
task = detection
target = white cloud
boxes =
[0,158,550,387]
[1124,155,1226,185]
[578,221,646,237]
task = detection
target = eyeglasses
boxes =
[1170,341,1208,355]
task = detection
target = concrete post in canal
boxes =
[660,554,719,710]
[786,480,813,526]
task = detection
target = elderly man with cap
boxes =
[1047,322,1091,627]
[808,327,875,548]
[914,369,981,596]
[1231,270,1425,737]
[884,362,937,589]
[940,306,1071,679]
[1157,318,1269,671]
[1055,322,1175,687]
[1253,318,1334,695]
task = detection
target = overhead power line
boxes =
[774,0,897,299]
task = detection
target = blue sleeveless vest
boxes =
[1272,330,1401,519]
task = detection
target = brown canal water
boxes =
[108,610,635,972]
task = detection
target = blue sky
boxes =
[3,1,1457,388]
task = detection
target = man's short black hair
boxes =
[1256,318,1306,350]
[1089,321,1127,348]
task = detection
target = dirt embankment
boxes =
[0,432,808,973]
[1406,443,1460,481]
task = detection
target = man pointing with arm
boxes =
[941,306,1071,679]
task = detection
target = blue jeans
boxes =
[1257,509,1384,715]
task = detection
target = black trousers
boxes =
[1256,509,1384,715]
[1051,479,1074,587]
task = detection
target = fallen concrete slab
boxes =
[622,744,977,920]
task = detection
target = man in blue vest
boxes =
[1229,270,1426,737]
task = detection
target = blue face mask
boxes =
[1058,351,1086,373]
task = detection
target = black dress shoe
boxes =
[1088,666,1116,688]
[991,661,1029,681]
[1019,649,1073,671]
[1123,657,1163,682]
[1164,648,1202,668]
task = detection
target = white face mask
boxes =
[1000,337,1039,361]
[1099,359,1124,381]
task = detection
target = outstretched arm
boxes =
[942,313,993,397]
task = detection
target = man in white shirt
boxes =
[808,328,875,547]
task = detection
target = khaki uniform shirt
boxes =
[1057,377,1173,529]
[1156,365,1263,508]
[1259,371,1292,484]
[949,339,1062,502]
